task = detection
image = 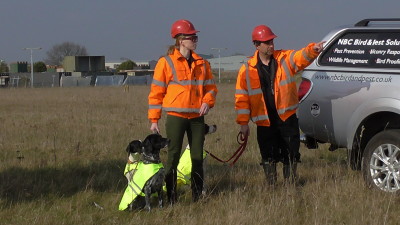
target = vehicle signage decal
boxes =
[310,103,320,117]
[319,31,400,68]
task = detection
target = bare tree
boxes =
[45,42,88,65]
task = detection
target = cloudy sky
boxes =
[1,0,400,63]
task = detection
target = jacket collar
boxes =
[248,50,282,68]
[171,48,203,62]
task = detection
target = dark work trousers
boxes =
[256,114,300,165]
[164,114,205,201]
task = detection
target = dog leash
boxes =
[205,132,248,167]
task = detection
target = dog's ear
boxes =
[142,136,152,148]
[126,140,143,153]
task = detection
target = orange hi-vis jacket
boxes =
[235,43,319,126]
[148,49,217,122]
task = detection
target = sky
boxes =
[1,0,400,64]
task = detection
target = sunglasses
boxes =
[182,35,198,42]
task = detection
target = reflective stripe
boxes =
[204,79,215,85]
[164,107,199,113]
[236,89,248,95]
[279,58,296,86]
[168,80,208,86]
[166,55,208,88]
[277,103,298,115]
[250,88,263,95]
[168,81,179,85]
[128,180,142,196]
[280,57,291,79]
[289,51,297,71]
[207,89,216,98]
[197,79,204,86]
[165,56,178,82]
[251,114,269,122]
[169,80,199,86]
[302,49,312,62]
[279,76,296,86]
[244,64,252,94]
[243,64,263,96]
[149,104,162,109]
[237,109,250,115]
[162,55,214,113]
[152,79,167,88]
[242,64,269,122]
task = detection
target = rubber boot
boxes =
[283,162,297,183]
[165,170,177,205]
[191,171,204,202]
[260,161,277,185]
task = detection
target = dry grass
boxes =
[0,82,399,225]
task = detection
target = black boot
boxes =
[283,162,297,183]
[165,170,177,205]
[191,171,204,202]
[260,161,277,185]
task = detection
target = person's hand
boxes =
[240,124,250,137]
[150,122,159,134]
[313,41,326,53]
[199,103,210,116]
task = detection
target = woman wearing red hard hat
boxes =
[148,19,218,204]
[235,24,324,185]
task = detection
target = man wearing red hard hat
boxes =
[235,25,324,185]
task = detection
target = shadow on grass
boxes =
[204,162,259,195]
[0,159,127,206]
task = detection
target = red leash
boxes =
[205,132,248,167]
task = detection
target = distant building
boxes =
[105,62,121,72]
[63,56,105,72]
[46,65,58,73]
[119,69,154,76]
[9,62,28,73]
[0,73,9,87]
[208,55,248,72]
[135,61,150,68]
[105,60,153,72]
[148,60,157,70]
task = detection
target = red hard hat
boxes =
[170,19,199,38]
[252,25,277,42]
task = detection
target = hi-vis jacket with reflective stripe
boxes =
[148,49,218,122]
[235,43,319,126]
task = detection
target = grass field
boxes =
[0,81,399,225]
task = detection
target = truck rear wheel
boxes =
[362,129,400,192]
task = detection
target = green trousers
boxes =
[164,114,205,201]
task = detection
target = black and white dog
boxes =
[120,124,216,211]
[141,133,170,211]
[119,133,170,212]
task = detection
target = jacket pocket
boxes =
[176,69,188,81]
[165,85,186,105]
